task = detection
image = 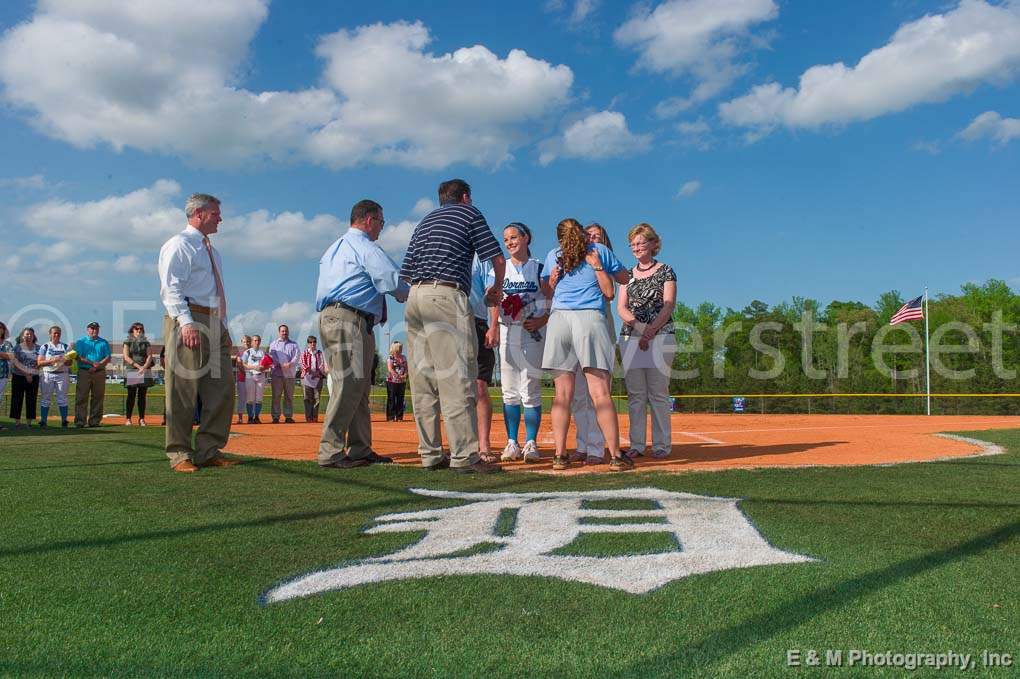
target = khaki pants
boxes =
[74,369,106,426]
[624,365,673,455]
[163,312,234,467]
[271,375,296,420]
[404,284,479,468]
[318,305,374,465]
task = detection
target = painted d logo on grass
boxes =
[263,488,814,603]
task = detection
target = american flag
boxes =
[889,295,924,325]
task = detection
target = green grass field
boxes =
[1,424,1018,677]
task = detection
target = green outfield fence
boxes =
[2,382,1018,420]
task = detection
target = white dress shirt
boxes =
[158,225,226,326]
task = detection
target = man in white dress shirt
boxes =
[158,193,240,473]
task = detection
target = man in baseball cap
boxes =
[73,321,111,427]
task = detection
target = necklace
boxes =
[636,259,657,272]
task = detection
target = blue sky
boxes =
[0,0,1017,344]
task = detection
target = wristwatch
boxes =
[592,265,604,271]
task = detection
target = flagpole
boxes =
[923,287,931,416]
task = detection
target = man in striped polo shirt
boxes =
[400,178,506,473]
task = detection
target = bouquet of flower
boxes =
[259,354,274,372]
[501,293,525,321]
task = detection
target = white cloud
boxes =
[539,111,652,165]
[309,21,573,169]
[113,255,147,273]
[24,179,184,253]
[22,179,346,261]
[545,0,600,26]
[959,110,1020,145]
[0,5,573,169]
[719,1,1020,134]
[676,117,713,149]
[228,301,318,343]
[912,139,942,155]
[615,0,778,105]
[375,220,416,259]
[411,197,436,218]
[677,180,702,198]
[0,174,45,190]
[218,210,344,261]
[653,96,693,119]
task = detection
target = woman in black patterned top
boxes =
[618,223,676,459]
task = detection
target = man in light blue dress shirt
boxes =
[315,199,409,469]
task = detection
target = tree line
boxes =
[658,279,1019,415]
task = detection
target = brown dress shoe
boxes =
[203,456,241,468]
[173,460,199,473]
[453,460,503,474]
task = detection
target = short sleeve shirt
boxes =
[619,264,677,337]
[399,203,502,294]
[542,243,624,311]
[0,340,13,379]
[12,343,39,377]
[39,341,70,373]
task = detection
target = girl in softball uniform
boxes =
[541,218,632,471]
[241,335,267,423]
[37,326,71,427]
[496,223,550,463]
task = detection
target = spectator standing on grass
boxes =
[618,223,676,459]
[300,335,326,423]
[399,178,506,473]
[37,326,71,428]
[234,335,250,425]
[74,322,111,428]
[241,335,267,423]
[315,199,408,469]
[385,341,407,422]
[0,322,13,431]
[468,254,500,463]
[269,324,299,423]
[122,322,154,426]
[541,218,632,471]
[10,327,40,428]
[157,192,240,473]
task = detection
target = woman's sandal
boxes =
[552,455,571,471]
[609,455,635,471]
[479,452,501,464]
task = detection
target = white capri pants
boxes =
[40,371,70,408]
[246,373,266,405]
[571,366,604,458]
[499,323,544,408]
[235,377,246,414]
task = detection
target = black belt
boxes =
[329,301,374,327]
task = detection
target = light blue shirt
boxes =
[542,243,624,311]
[469,255,494,320]
[315,229,409,318]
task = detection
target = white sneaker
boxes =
[500,440,522,461]
[125,420,133,426]
[521,440,541,463]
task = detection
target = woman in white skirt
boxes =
[495,223,549,463]
[618,223,677,458]
[542,218,632,471]
[241,335,268,423]
[571,222,616,464]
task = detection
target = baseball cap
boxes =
[86,321,100,329]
